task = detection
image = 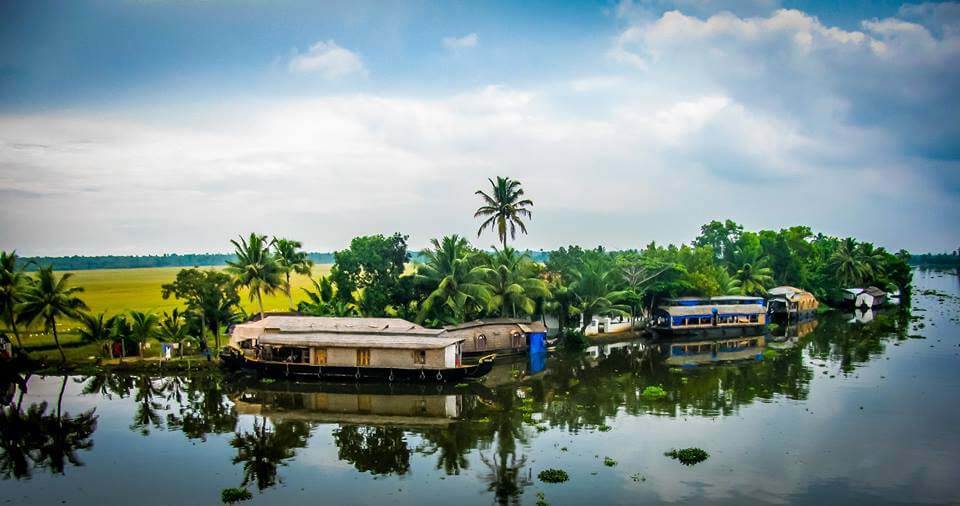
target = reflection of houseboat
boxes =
[768,319,818,350]
[767,286,818,319]
[231,385,462,426]
[443,319,547,357]
[843,287,886,309]
[651,296,767,335]
[221,316,494,383]
[661,335,766,366]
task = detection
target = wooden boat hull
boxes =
[220,348,495,383]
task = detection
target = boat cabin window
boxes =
[413,349,426,365]
[239,339,253,350]
[356,348,371,366]
[262,345,309,364]
[314,348,327,365]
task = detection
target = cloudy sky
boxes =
[1,0,958,256]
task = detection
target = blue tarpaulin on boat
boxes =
[529,351,547,374]
[528,332,547,354]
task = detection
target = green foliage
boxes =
[537,468,569,483]
[665,448,709,466]
[641,386,667,399]
[220,488,252,504]
[330,233,409,317]
[17,267,89,364]
[603,456,617,467]
[475,176,534,249]
[414,235,492,324]
[271,237,313,311]
[226,233,282,320]
[161,268,240,349]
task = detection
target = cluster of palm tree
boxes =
[828,238,888,288]
[226,234,313,319]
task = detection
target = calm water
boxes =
[3,270,959,505]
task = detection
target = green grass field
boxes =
[64,264,333,317]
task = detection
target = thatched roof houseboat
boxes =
[221,316,494,383]
[767,286,819,318]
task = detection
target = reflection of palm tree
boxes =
[480,450,530,506]
[130,375,166,436]
[166,372,238,440]
[333,425,410,475]
[230,417,311,490]
[0,376,97,479]
[418,422,475,475]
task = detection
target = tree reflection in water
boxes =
[0,375,97,479]
[230,416,311,490]
[333,425,410,475]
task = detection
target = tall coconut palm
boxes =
[830,238,869,288]
[76,312,116,359]
[0,251,30,356]
[474,177,534,249]
[734,263,774,296]
[17,267,88,365]
[226,233,282,321]
[271,238,314,311]
[158,309,192,359]
[129,311,159,359]
[484,248,549,318]
[414,235,492,324]
[856,242,887,282]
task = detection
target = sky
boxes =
[0,0,958,256]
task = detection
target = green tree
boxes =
[830,238,869,287]
[271,238,313,311]
[0,251,30,356]
[569,259,630,332]
[474,176,534,249]
[694,219,743,265]
[483,248,550,318]
[161,268,240,350]
[733,262,774,296]
[128,311,159,358]
[330,233,409,316]
[297,276,336,315]
[226,233,282,321]
[76,312,116,359]
[414,235,492,324]
[17,267,88,365]
[158,309,193,359]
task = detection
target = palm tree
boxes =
[474,177,534,249]
[128,311,159,359]
[76,312,116,359]
[0,251,30,356]
[17,267,88,365]
[414,235,492,324]
[734,263,774,296]
[271,238,313,311]
[108,315,133,363]
[569,260,630,332]
[830,238,869,287]
[158,309,193,359]
[226,233,282,321]
[297,276,334,315]
[715,268,742,296]
[856,242,887,283]
[484,248,550,318]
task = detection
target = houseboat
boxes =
[651,296,767,335]
[220,316,495,383]
[767,286,819,319]
[843,287,886,309]
[443,318,548,358]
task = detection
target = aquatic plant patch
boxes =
[538,468,569,483]
[603,456,617,467]
[221,487,252,504]
[665,448,709,466]
[641,385,667,399]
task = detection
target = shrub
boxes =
[664,447,709,466]
[221,487,252,504]
[538,468,570,483]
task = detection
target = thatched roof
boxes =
[445,318,546,333]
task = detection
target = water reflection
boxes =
[230,416,310,490]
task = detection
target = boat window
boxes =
[356,348,371,366]
[315,348,327,365]
[413,349,426,365]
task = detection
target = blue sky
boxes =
[0,0,958,255]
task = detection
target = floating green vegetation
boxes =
[665,448,710,466]
[538,469,570,483]
[762,349,779,360]
[641,385,668,399]
[535,424,549,432]
[630,473,646,482]
[260,378,276,384]
[536,491,550,506]
[597,424,612,432]
[455,383,469,388]
[603,456,617,467]
[221,488,252,504]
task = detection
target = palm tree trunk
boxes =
[8,312,25,357]
[51,319,66,365]
[286,272,294,311]
[214,322,221,351]
[257,287,265,321]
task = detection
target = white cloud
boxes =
[443,33,479,50]
[288,40,367,79]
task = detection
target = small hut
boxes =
[767,286,819,317]
[443,319,548,357]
